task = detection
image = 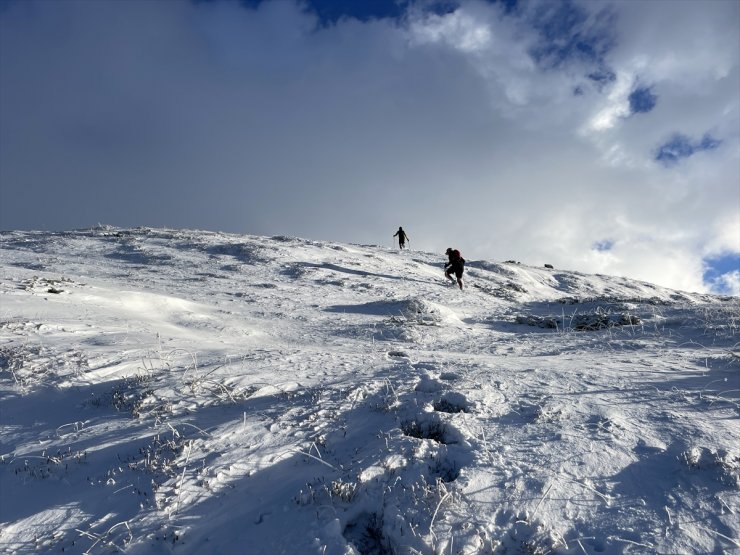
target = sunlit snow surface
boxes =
[0,227,737,554]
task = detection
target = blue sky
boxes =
[703,252,740,295]
[0,0,738,294]
[655,133,722,166]
[267,0,414,23]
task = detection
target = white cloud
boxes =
[709,270,740,296]
[586,70,634,131]
[408,8,492,53]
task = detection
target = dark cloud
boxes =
[592,239,615,252]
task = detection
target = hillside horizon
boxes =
[2,225,732,298]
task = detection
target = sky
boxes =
[0,0,738,294]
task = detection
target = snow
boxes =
[0,227,737,554]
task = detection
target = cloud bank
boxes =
[1,0,738,293]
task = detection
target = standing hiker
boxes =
[393,227,409,249]
[444,248,465,290]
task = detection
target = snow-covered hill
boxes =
[0,227,737,554]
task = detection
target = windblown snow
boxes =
[0,227,737,554]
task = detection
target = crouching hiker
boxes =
[444,248,465,290]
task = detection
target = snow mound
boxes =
[398,297,462,326]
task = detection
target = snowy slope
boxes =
[0,227,737,555]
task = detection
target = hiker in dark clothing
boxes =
[445,248,465,290]
[393,227,409,249]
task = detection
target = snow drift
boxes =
[0,227,737,554]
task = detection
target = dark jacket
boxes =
[446,251,465,273]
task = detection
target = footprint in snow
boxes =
[414,376,445,392]
[433,391,471,414]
